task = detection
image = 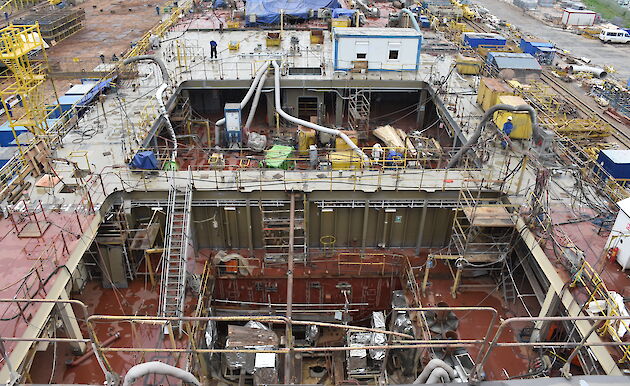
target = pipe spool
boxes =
[568,65,607,79]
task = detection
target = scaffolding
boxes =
[424,182,516,298]
[0,24,50,137]
[14,9,85,43]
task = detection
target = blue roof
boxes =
[246,0,340,25]
[488,52,542,70]
[58,94,84,105]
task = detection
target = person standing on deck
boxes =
[501,116,513,150]
[210,40,218,59]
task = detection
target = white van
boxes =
[599,29,630,43]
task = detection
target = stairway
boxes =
[348,88,370,136]
[261,198,306,263]
[159,174,193,329]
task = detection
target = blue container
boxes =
[57,94,84,114]
[0,122,28,147]
[463,32,506,48]
[46,104,62,119]
[597,150,630,180]
[419,16,430,28]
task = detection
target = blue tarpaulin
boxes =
[130,151,159,170]
[78,78,113,107]
[213,0,225,8]
[246,0,340,25]
[331,8,356,18]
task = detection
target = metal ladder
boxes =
[348,88,370,135]
[500,260,517,304]
[159,172,193,330]
[261,199,306,263]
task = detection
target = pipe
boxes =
[156,83,177,161]
[244,69,268,130]
[425,367,451,384]
[68,333,120,367]
[446,103,539,168]
[122,55,170,83]
[413,359,457,384]
[123,361,201,386]
[271,61,369,164]
[568,65,607,79]
[214,61,270,145]
[400,9,421,33]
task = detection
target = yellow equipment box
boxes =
[310,30,324,44]
[330,150,362,170]
[493,95,532,140]
[266,32,281,47]
[335,130,359,151]
[227,20,240,29]
[456,55,482,75]
[228,41,240,50]
[332,17,351,28]
[477,77,514,111]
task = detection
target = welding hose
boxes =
[244,68,268,131]
[214,61,270,146]
[413,358,457,384]
[122,361,200,386]
[446,103,539,169]
[122,55,170,83]
[271,61,370,165]
[156,83,177,161]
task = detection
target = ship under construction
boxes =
[0,0,629,384]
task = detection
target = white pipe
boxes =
[123,361,201,386]
[156,83,177,161]
[413,359,457,384]
[426,367,451,384]
[569,65,607,79]
[214,61,270,146]
[271,61,369,164]
[400,9,421,33]
[245,69,268,131]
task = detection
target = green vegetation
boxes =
[582,0,630,27]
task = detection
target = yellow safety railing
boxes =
[571,260,630,362]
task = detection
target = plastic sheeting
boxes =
[246,0,341,25]
[331,8,357,18]
[130,151,158,170]
[78,78,113,107]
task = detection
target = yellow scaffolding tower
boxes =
[0,24,50,139]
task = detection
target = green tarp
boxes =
[264,145,293,169]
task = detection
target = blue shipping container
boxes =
[0,122,29,147]
[597,149,630,180]
[463,32,506,48]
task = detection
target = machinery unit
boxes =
[224,103,242,148]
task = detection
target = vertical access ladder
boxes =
[159,173,193,330]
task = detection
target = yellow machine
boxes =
[330,150,362,170]
[456,54,482,75]
[228,41,240,50]
[493,95,533,139]
[477,78,514,111]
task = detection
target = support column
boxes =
[361,200,369,252]
[57,292,86,354]
[265,92,275,127]
[529,286,561,343]
[335,91,344,127]
[245,199,254,256]
[414,201,428,255]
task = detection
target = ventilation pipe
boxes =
[400,8,421,32]
[244,68,268,131]
[123,362,201,386]
[123,55,176,164]
[214,61,270,146]
[568,65,607,79]
[413,358,457,384]
[446,103,539,169]
[122,55,170,83]
[425,367,452,384]
[271,61,369,164]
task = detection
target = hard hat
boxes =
[507,116,513,121]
